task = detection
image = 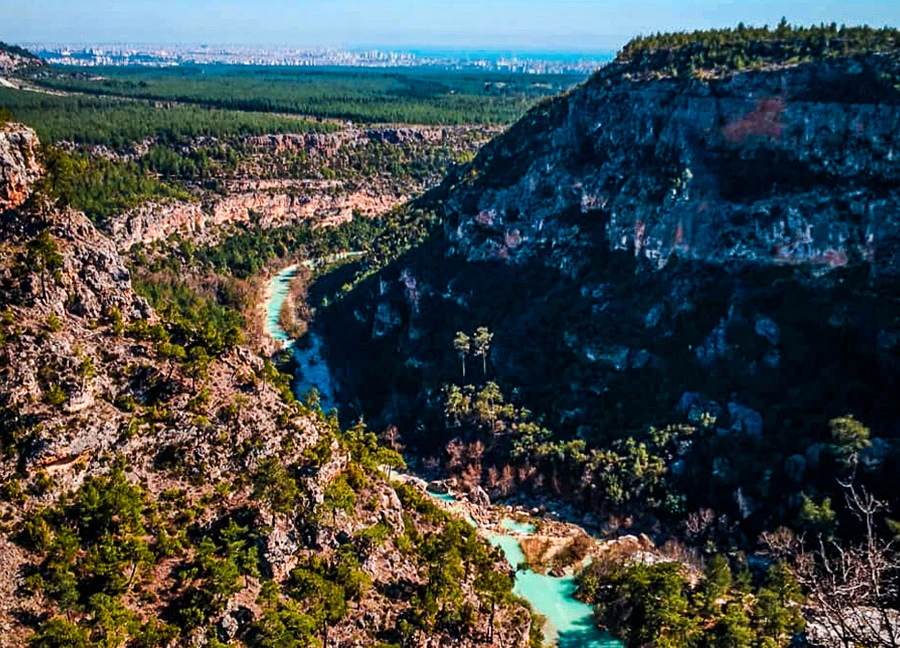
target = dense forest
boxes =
[25,66,584,125]
[36,146,191,225]
[576,557,805,648]
[0,88,333,150]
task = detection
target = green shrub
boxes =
[44,383,66,406]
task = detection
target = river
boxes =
[485,527,621,647]
[264,265,337,410]
[263,267,622,648]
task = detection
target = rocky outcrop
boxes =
[0,44,43,73]
[111,183,403,248]
[0,123,42,212]
[0,124,534,646]
[109,199,206,247]
[0,204,307,487]
[106,123,494,249]
[210,185,398,229]
[245,124,483,154]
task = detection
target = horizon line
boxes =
[15,40,620,55]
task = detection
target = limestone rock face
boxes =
[0,46,43,73]
[0,123,42,212]
[0,124,319,502]
[106,124,495,249]
[441,55,900,276]
[110,186,401,249]
[108,200,207,248]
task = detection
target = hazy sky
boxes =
[5,0,900,51]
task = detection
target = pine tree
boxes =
[453,331,471,378]
[251,459,299,525]
[26,230,63,300]
[472,327,493,377]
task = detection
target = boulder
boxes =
[469,485,491,508]
[427,480,450,494]
[260,515,302,581]
[403,474,429,491]
[755,316,781,345]
[216,605,253,643]
[0,123,42,212]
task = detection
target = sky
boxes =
[4,0,900,52]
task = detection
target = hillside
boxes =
[0,124,533,647]
[319,32,900,541]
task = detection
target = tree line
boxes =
[616,20,900,74]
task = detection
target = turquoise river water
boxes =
[265,268,621,647]
[265,266,336,410]
[486,531,620,647]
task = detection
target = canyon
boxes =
[3,26,900,647]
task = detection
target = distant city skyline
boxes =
[4,0,900,52]
[24,42,611,74]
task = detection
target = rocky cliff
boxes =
[0,122,42,212]
[104,124,491,249]
[0,42,43,73]
[111,182,402,248]
[443,54,900,274]
[319,50,900,523]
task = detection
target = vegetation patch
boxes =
[617,21,900,77]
